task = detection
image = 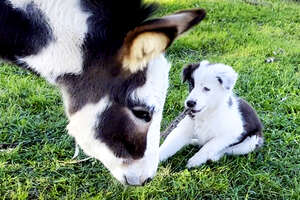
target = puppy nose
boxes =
[186,100,196,108]
[142,177,152,186]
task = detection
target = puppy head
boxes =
[182,61,238,115]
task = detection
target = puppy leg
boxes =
[209,152,224,162]
[225,135,264,155]
[187,137,233,168]
[190,139,201,146]
[159,116,194,162]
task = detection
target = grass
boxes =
[0,0,299,199]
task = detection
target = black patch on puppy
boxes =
[216,76,223,84]
[230,98,263,147]
[182,63,200,92]
[228,97,233,107]
[0,1,53,61]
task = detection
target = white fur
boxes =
[160,61,262,168]
[9,0,89,84]
[131,54,170,112]
[130,54,171,182]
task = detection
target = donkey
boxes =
[0,0,206,185]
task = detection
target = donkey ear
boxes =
[119,9,206,73]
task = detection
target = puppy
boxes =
[159,61,263,168]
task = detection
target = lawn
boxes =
[0,0,299,199]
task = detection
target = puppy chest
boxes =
[193,122,216,145]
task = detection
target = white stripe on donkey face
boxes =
[0,0,206,185]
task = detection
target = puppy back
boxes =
[238,98,263,137]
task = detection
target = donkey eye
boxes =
[131,108,152,122]
[203,87,210,92]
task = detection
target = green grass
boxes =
[0,0,299,199]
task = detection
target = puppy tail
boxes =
[225,135,264,155]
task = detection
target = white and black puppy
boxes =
[159,61,263,168]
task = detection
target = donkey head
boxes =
[58,7,206,185]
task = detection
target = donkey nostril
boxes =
[142,177,153,186]
[186,100,196,108]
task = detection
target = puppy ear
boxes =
[119,9,206,73]
[216,71,238,90]
[182,63,200,83]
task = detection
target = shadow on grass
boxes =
[159,144,266,174]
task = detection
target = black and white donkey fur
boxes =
[0,0,206,185]
[159,61,263,168]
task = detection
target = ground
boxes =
[0,0,299,199]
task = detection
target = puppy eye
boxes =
[203,87,210,92]
[131,108,152,122]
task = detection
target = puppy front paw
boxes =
[159,150,171,162]
[159,155,167,162]
[186,157,205,168]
